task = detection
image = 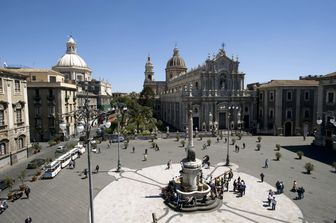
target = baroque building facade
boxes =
[18,69,77,142]
[144,47,256,132]
[0,68,31,168]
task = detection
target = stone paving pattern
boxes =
[94,163,303,222]
[0,136,335,223]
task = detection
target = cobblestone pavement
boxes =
[0,135,335,223]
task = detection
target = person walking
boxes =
[73,160,76,169]
[264,159,269,168]
[132,146,135,153]
[260,173,265,182]
[25,216,32,223]
[291,180,297,192]
[83,168,88,178]
[242,143,245,149]
[95,165,100,173]
[145,149,148,155]
[167,160,172,169]
[98,147,101,153]
[24,186,31,199]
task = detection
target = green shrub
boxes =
[237,133,242,140]
[297,151,304,159]
[152,142,157,148]
[207,139,212,146]
[180,140,186,147]
[304,162,314,174]
[275,144,281,151]
[275,152,282,161]
[48,140,56,147]
[5,176,15,191]
[256,143,261,151]
[124,141,129,149]
[332,161,336,172]
[231,138,236,145]
[257,136,262,142]
[176,132,180,141]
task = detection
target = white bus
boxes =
[75,143,85,155]
[43,160,61,179]
[57,152,72,168]
[69,148,79,160]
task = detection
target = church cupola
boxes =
[66,36,77,54]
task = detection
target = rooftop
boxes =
[258,80,319,88]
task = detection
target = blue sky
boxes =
[0,0,335,92]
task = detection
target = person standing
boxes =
[291,180,297,192]
[24,186,31,199]
[83,168,88,178]
[145,149,148,155]
[242,143,245,149]
[271,197,277,210]
[95,165,100,173]
[265,159,269,168]
[260,173,265,182]
[132,146,135,153]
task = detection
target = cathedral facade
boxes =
[144,47,257,132]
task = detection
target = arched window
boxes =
[0,142,6,155]
[18,137,24,149]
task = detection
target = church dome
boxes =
[166,48,187,69]
[54,36,89,69]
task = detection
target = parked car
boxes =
[27,158,46,169]
[111,135,125,143]
[55,146,65,153]
[0,179,8,191]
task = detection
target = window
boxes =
[304,110,310,118]
[286,110,292,119]
[18,138,24,149]
[48,106,55,116]
[16,109,22,123]
[269,91,274,101]
[287,91,292,101]
[32,76,36,81]
[35,119,42,128]
[49,76,56,83]
[0,110,4,126]
[35,89,39,96]
[0,143,6,155]
[269,109,274,119]
[35,107,40,115]
[0,78,3,93]
[259,92,263,101]
[259,108,263,117]
[15,80,20,92]
[48,89,53,96]
[304,91,310,101]
[327,92,335,104]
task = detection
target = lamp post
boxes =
[111,103,127,172]
[220,105,239,166]
[74,83,112,223]
[185,83,193,149]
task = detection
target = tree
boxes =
[18,170,27,190]
[275,144,281,151]
[207,139,212,146]
[275,152,282,161]
[304,162,314,174]
[139,86,155,108]
[5,176,15,191]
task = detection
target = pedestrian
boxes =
[267,193,273,206]
[271,197,277,210]
[83,168,88,178]
[233,179,237,192]
[291,180,297,192]
[303,134,306,141]
[260,173,264,182]
[132,146,135,153]
[237,146,240,152]
[98,147,101,153]
[167,160,172,169]
[224,138,227,143]
[265,159,269,168]
[24,186,31,199]
[95,165,100,173]
[242,143,245,149]
[144,154,148,161]
[280,182,284,194]
[73,160,76,169]
[217,137,220,143]
[25,216,32,223]
[145,149,148,155]
[276,181,280,194]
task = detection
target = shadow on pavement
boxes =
[281,145,336,165]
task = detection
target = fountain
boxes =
[162,83,221,211]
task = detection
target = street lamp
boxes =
[74,83,112,223]
[111,104,127,172]
[220,105,239,166]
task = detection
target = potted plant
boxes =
[256,143,261,151]
[237,133,242,140]
[257,136,262,142]
[36,167,42,176]
[219,132,223,140]
[207,139,212,146]
[31,176,37,182]
[180,140,186,147]
[33,143,41,153]
[124,141,129,149]
[199,135,203,141]
[176,132,180,141]
[332,161,336,173]
[17,170,27,191]
[275,152,282,161]
[5,176,15,200]
[231,138,236,145]
[275,144,281,151]
[297,151,304,159]
[152,142,156,148]
[304,162,314,174]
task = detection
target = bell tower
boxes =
[144,56,154,82]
